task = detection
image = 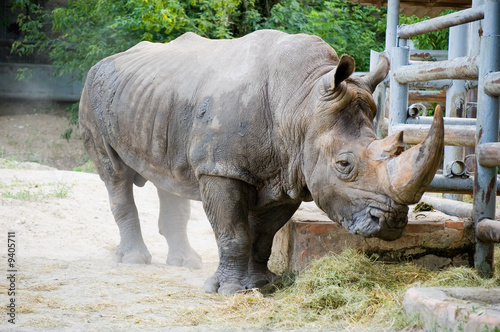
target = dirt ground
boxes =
[0,99,87,170]
[0,101,225,331]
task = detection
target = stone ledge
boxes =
[403,287,500,331]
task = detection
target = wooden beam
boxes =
[476,219,500,243]
[477,142,500,167]
[392,124,476,147]
[409,90,446,103]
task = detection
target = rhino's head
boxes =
[304,54,444,241]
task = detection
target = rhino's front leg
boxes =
[200,176,253,295]
[157,188,202,269]
[248,203,300,288]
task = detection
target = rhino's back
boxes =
[85,30,338,198]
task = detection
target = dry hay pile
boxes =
[181,249,500,331]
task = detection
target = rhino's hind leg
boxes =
[84,135,151,264]
[248,203,300,289]
[199,176,253,295]
[157,188,202,269]
[106,169,152,264]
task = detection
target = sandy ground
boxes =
[0,100,86,170]
[0,166,224,331]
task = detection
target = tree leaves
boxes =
[11,0,448,79]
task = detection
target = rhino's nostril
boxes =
[369,208,383,225]
[363,207,407,241]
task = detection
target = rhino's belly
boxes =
[115,148,202,201]
[142,169,202,201]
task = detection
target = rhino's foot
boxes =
[166,249,202,269]
[249,270,278,289]
[204,272,249,295]
[114,245,152,264]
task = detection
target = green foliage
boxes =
[73,159,97,173]
[12,0,247,80]
[11,0,456,78]
[11,0,386,81]
[64,102,80,126]
[263,0,386,71]
[11,0,51,57]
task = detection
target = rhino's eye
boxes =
[335,152,357,180]
[337,160,350,168]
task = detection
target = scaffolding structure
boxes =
[376,0,500,275]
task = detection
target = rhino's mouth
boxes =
[341,205,408,241]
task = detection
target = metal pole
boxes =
[444,24,469,200]
[375,0,399,138]
[385,0,400,50]
[389,41,409,135]
[465,0,483,185]
[469,0,484,57]
[428,175,500,194]
[473,0,500,277]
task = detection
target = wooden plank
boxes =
[476,219,500,243]
[392,124,476,147]
[409,90,446,103]
[477,142,500,167]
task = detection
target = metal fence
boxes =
[384,0,500,275]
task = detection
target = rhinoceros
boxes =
[79,30,444,295]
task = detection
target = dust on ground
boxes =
[0,101,226,330]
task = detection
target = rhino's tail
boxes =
[101,140,126,174]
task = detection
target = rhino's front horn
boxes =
[385,106,444,205]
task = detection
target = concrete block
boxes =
[403,287,500,331]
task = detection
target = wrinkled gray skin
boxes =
[79,30,440,295]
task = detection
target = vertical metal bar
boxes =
[389,42,409,135]
[469,0,484,56]
[380,0,399,137]
[385,0,400,50]
[465,0,483,176]
[444,24,469,201]
[473,0,500,277]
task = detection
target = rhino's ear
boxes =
[321,54,355,96]
[363,52,390,92]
